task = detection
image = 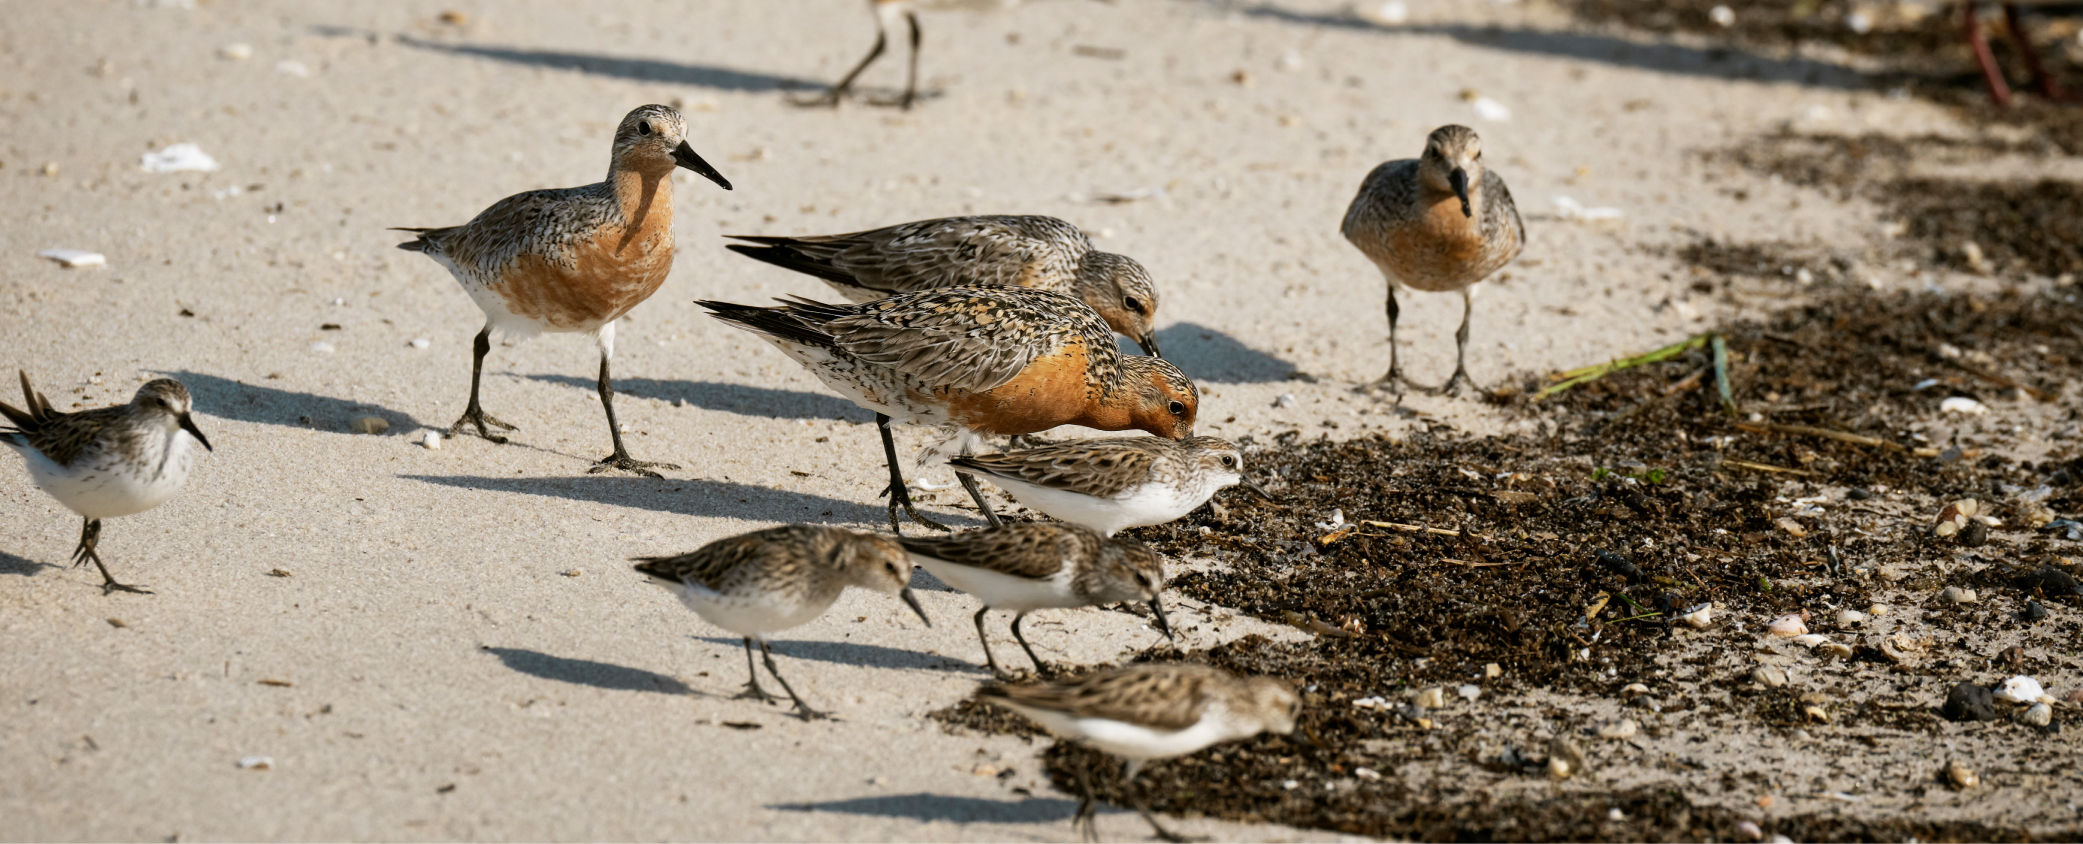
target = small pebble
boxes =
[2025,600,2050,621]
[1456,684,1480,703]
[1679,603,1713,628]
[219,43,253,60]
[1940,586,1977,605]
[1942,681,1998,722]
[1867,603,1890,616]
[1846,487,1872,501]
[1766,613,1807,637]
[2021,702,2052,728]
[561,569,583,578]
[410,338,431,349]
[1607,807,1625,821]
[1736,820,1763,841]
[1273,393,1296,409]
[1945,761,1978,789]
[1940,397,1989,416]
[1834,609,1866,626]
[309,341,335,354]
[1547,737,1586,780]
[1621,682,1650,697]
[1752,666,1788,688]
[1877,565,1907,582]
[423,431,442,450]
[1413,686,1445,709]
[1354,766,1382,781]
[349,416,390,435]
[274,59,310,78]
[1710,5,1736,27]
[1484,663,1502,679]
[1596,718,1638,740]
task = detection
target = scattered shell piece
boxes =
[1484,663,1502,679]
[2021,702,2052,727]
[1933,499,1979,536]
[1945,761,1978,789]
[1766,613,1808,637]
[275,59,310,78]
[1940,396,1987,415]
[1354,766,1383,781]
[1552,195,1623,221]
[1803,705,1831,723]
[1679,603,1713,628]
[561,569,583,578]
[1751,666,1788,689]
[1736,820,1763,841]
[1350,696,1390,711]
[1940,586,1977,605]
[409,338,431,349]
[1867,603,1889,617]
[39,249,107,268]
[1456,684,1480,703]
[422,431,442,450]
[1413,686,1446,709]
[1546,737,1585,780]
[267,568,291,577]
[1621,682,1650,698]
[1355,1,1408,26]
[1835,609,1866,626]
[1876,565,1907,582]
[309,341,335,353]
[1275,50,1303,72]
[140,142,220,173]
[237,755,273,770]
[1597,718,1638,740]
[1816,641,1853,658]
[219,43,253,60]
[1471,96,1511,121]
[1272,393,1296,409]
[439,9,469,25]
[1790,633,1828,648]
[1995,676,2045,705]
[349,416,389,435]
[1710,5,1736,26]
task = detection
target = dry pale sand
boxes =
[0,0,1994,840]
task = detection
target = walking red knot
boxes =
[725,215,1163,355]
[950,436,1271,536]
[897,522,1172,678]
[696,286,1198,533]
[393,104,731,477]
[977,664,1302,842]
[633,524,930,721]
[1,371,213,594]
[804,0,924,109]
[1341,124,1524,396]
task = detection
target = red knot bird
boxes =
[633,524,930,721]
[698,287,1199,534]
[725,215,1163,356]
[897,522,1171,678]
[394,104,731,477]
[1,371,213,594]
[977,664,1301,842]
[1341,124,1523,396]
[950,435,1271,536]
[805,0,924,109]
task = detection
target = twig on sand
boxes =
[1721,459,1818,477]
[1734,421,1908,452]
[1360,520,1494,541]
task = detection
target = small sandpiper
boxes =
[978,663,1302,842]
[805,0,923,109]
[897,522,1171,678]
[698,287,1198,534]
[395,104,731,477]
[726,215,1163,355]
[1,372,213,594]
[1342,124,1524,396]
[633,524,930,720]
[950,436,1271,536]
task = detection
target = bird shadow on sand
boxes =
[373,31,820,93]
[167,371,430,433]
[769,793,1082,823]
[1234,3,1871,90]
[692,637,984,675]
[401,473,896,525]
[1143,322,1296,384]
[0,550,58,578]
[480,646,697,695]
[523,374,865,422]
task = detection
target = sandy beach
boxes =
[2,0,2070,840]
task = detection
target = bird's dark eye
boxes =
[1220,455,1236,467]
[638,121,653,136]
[1123,296,1142,313]
[1167,400,1186,416]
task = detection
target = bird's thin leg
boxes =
[733,637,778,703]
[590,351,678,477]
[972,606,1009,678]
[1369,283,1406,394]
[877,414,951,534]
[957,472,1003,527]
[451,325,517,442]
[757,640,828,721]
[1439,286,1481,397]
[815,23,887,106]
[1010,612,1051,677]
[73,519,148,595]
[900,11,922,109]
[1072,758,1100,844]
[1120,759,1200,843]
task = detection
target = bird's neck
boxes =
[610,164,673,233]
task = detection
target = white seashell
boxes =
[1679,604,1713,628]
[2021,703,2052,727]
[140,142,220,173]
[1940,397,1988,415]
[1414,687,1446,709]
[1472,96,1511,122]
[422,431,442,450]
[409,338,431,349]
[1751,666,1788,688]
[1867,603,1890,616]
[309,341,335,353]
[1791,633,1829,647]
[1621,682,1650,697]
[1816,642,1853,658]
[219,43,253,60]
[1710,5,1736,27]
[1273,393,1296,408]
[1946,761,1978,789]
[1457,684,1480,703]
[1940,586,1977,604]
[1354,766,1383,781]
[1995,676,2045,705]
[237,755,272,770]
[1355,1,1408,26]
[1484,663,1502,679]
[274,59,310,78]
[1767,614,1808,637]
[1597,718,1638,739]
[1835,609,1866,626]
[38,248,106,268]
[1736,820,1763,841]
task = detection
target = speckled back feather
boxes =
[979,663,1239,732]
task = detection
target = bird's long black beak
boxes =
[900,587,932,628]
[178,413,213,452]
[1148,598,1174,640]
[1238,476,1277,503]
[672,141,732,191]
[1449,167,1471,218]
[1136,332,1162,359]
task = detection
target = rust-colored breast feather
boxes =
[499,221,673,330]
[1385,195,1488,292]
[943,342,1094,436]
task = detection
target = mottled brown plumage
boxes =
[1342,124,1525,395]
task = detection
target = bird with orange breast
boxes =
[699,286,1198,533]
[395,104,732,476]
